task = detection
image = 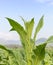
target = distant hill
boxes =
[36,38,53,47]
[0,38,21,48]
[0,38,21,44]
[35,38,46,45]
[0,38,53,48]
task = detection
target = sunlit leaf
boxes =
[6,18,27,44]
[34,16,44,41]
[21,17,34,39]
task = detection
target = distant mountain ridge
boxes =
[0,38,21,48]
[0,38,21,45]
[36,38,46,45]
[36,38,53,47]
[0,38,53,48]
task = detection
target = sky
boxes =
[0,0,53,41]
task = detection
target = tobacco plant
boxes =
[0,16,53,65]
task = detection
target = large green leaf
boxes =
[6,18,27,43]
[34,16,44,41]
[33,43,46,60]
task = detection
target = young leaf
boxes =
[21,17,34,39]
[25,18,34,39]
[33,16,44,41]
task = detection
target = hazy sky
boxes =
[0,0,53,40]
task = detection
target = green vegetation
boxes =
[0,16,53,65]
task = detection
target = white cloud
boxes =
[0,32,20,40]
[35,0,52,3]
[35,0,53,6]
[49,2,53,5]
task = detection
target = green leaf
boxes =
[34,16,44,41]
[6,18,27,43]
[0,45,15,57]
[33,43,46,60]
[0,45,19,65]
[0,45,15,58]
[0,45,8,51]
[25,18,34,39]
[21,17,34,39]
[14,49,27,65]
[46,36,53,43]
